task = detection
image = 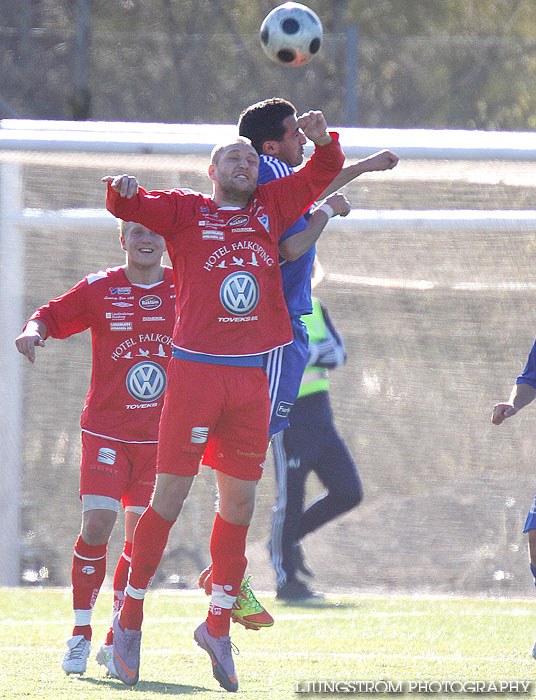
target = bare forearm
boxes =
[492,381,536,424]
[320,163,368,198]
[509,382,536,411]
[320,149,399,198]
[279,208,330,261]
[279,193,351,261]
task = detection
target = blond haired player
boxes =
[16,222,173,676]
[104,111,344,691]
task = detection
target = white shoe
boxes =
[62,635,91,675]
[96,643,118,678]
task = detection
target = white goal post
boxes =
[2,119,536,586]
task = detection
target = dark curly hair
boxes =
[237,97,296,155]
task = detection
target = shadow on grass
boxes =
[78,676,210,694]
[275,600,353,609]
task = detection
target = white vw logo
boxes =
[126,361,167,402]
[220,271,259,315]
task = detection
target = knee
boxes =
[151,474,193,521]
[81,510,116,545]
[222,502,255,526]
[217,473,257,526]
[219,493,256,526]
[334,481,363,513]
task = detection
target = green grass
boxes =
[1,588,536,699]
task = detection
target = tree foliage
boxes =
[1,0,536,129]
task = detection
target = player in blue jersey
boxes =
[238,97,399,598]
[239,97,398,436]
[492,341,536,657]
[256,149,350,438]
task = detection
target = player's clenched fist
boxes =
[361,149,399,172]
[491,403,518,425]
[101,174,139,199]
[297,110,331,146]
[323,193,351,218]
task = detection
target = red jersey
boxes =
[29,266,175,443]
[106,136,344,358]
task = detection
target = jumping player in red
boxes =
[103,110,344,691]
[15,221,174,677]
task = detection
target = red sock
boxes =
[207,513,248,638]
[71,535,107,640]
[104,540,132,646]
[119,506,174,631]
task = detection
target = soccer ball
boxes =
[259,2,323,68]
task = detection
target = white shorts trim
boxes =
[82,494,120,513]
[125,505,146,515]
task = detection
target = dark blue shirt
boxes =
[517,339,536,388]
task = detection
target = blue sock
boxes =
[530,562,536,586]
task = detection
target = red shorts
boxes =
[80,432,157,508]
[157,358,270,481]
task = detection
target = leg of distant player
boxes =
[527,531,536,657]
[273,409,362,600]
[297,428,362,541]
[62,504,117,675]
[523,502,536,658]
[522,499,536,585]
[271,430,308,592]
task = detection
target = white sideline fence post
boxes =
[0,162,23,585]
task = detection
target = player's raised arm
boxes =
[15,319,47,364]
[320,149,399,199]
[102,174,182,237]
[279,193,351,261]
[279,149,399,259]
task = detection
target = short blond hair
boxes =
[118,219,141,239]
[210,136,255,165]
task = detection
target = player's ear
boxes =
[262,140,278,156]
[120,237,127,251]
[208,163,216,181]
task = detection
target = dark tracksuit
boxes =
[270,298,363,588]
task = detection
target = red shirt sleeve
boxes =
[29,277,91,339]
[106,185,198,239]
